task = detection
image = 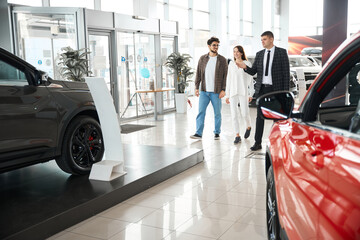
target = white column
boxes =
[252,0,263,51]
[164,0,169,20]
[188,0,195,69]
[42,0,50,7]
[239,0,244,36]
[133,0,157,18]
[279,0,289,50]
[209,0,227,56]
[94,0,101,10]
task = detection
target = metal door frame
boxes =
[87,29,120,113]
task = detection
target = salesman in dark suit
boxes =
[238,31,289,151]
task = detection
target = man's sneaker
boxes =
[234,136,241,144]
[190,134,202,139]
[214,134,220,140]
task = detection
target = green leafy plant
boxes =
[58,46,92,82]
[164,52,194,93]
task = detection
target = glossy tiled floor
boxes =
[48,97,273,240]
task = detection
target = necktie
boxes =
[265,50,270,76]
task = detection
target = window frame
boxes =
[0,49,38,86]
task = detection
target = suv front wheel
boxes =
[55,116,104,175]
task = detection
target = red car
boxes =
[258,32,360,240]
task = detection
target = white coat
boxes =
[225,60,254,98]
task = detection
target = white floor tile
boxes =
[254,196,267,210]
[163,231,216,240]
[138,209,193,230]
[214,191,258,208]
[209,170,249,183]
[164,173,206,187]
[219,222,267,240]
[199,202,250,221]
[237,207,267,227]
[201,177,240,191]
[179,164,220,179]
[162,196,211,215]
[109,223,172,240]
[230,181,267,196]
[175,216,234,239]
[47,232,100,240]
[71,216,131,239]
[146,182,195,197]
[125,192,174,208]
[178,185,227,202]
[100,203,156,222]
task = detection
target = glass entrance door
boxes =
[161,36,175,110]
[117,32,136,118]
[134,33,156,115]
[117,32,156,119]
[88,33,112,93]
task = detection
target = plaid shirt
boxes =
[244,46,290,97]
[195,53,228,94]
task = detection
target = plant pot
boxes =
[175,93,188,113]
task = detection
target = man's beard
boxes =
[210,49,217,54]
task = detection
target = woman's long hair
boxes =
[233,45,248,61]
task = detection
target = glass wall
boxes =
[14,12,77,79]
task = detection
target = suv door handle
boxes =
[306,151,324,169]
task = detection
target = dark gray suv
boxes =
[0,48,104,175]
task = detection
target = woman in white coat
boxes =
[225,45,254,144]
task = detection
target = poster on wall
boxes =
[288,35,323,56]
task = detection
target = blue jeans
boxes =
[195,91,222,136]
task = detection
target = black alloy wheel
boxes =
[56,116,104,175]
[266,166,281,240]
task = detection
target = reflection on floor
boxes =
[0,145,202,240]
[47,96,273,240]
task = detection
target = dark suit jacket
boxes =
[244,46,290,97]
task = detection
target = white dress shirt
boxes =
[262,45,275,85]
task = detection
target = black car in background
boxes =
[0,48,104,175]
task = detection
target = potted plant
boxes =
[164,52,194,113]
[58,46,92,82]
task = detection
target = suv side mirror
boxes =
[34,70,49,85]
[257,91,294,120]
